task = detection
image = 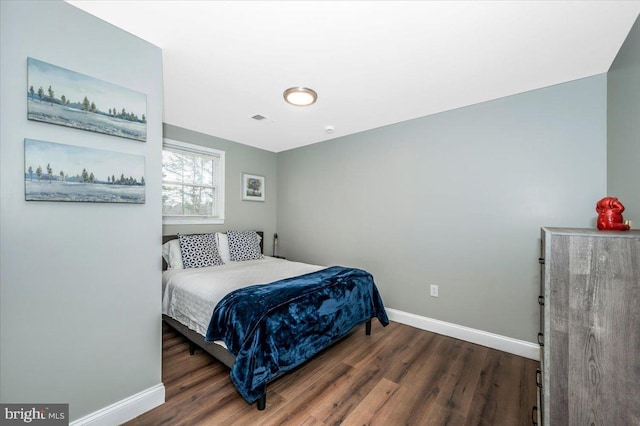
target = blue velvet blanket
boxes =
[205,266,389,404]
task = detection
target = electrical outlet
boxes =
[430,284,439,298]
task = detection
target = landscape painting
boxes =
[27,57,147,142]
[25,139,145,204]
[242,173,265,202]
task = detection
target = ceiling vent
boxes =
[252,114,267,121]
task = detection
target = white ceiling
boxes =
[67,1,640,153]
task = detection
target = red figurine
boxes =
[596,197,630,231]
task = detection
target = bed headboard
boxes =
[162,231,264,271]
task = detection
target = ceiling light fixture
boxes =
[283,87,317,107]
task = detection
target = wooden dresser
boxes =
[534,228,640,425]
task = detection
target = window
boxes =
[162,139,225,224]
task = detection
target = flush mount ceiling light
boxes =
[283,87,317,106]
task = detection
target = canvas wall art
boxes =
[24,139,145,204]
[27,57,147,142]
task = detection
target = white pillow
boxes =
[162,239,184,269]
[216,232,231,263]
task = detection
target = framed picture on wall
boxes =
[242,173,265,202]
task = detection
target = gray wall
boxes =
[277,75,607,342]
[608,15,640,226]
[163,124,278,254]
[0,1,163,421]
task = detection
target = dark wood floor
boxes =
[125,321,538,426]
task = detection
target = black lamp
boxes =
[273,233,278,257]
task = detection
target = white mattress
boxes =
[162,256,325,337]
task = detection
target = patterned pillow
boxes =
[178,233,224,268]
[227,230,263,261]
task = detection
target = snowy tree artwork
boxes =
[242,173,265,202]
[27,57,147,142]
[24,139,145,204]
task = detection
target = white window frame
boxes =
[162,138,225,225]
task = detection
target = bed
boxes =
[161,231,389,410]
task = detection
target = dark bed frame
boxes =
[161,231,373,410]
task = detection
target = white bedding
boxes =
[162,256,326,337]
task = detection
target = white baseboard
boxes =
[386,308,540,361]
[70,383,165,426]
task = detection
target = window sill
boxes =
[163,217,225,225]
